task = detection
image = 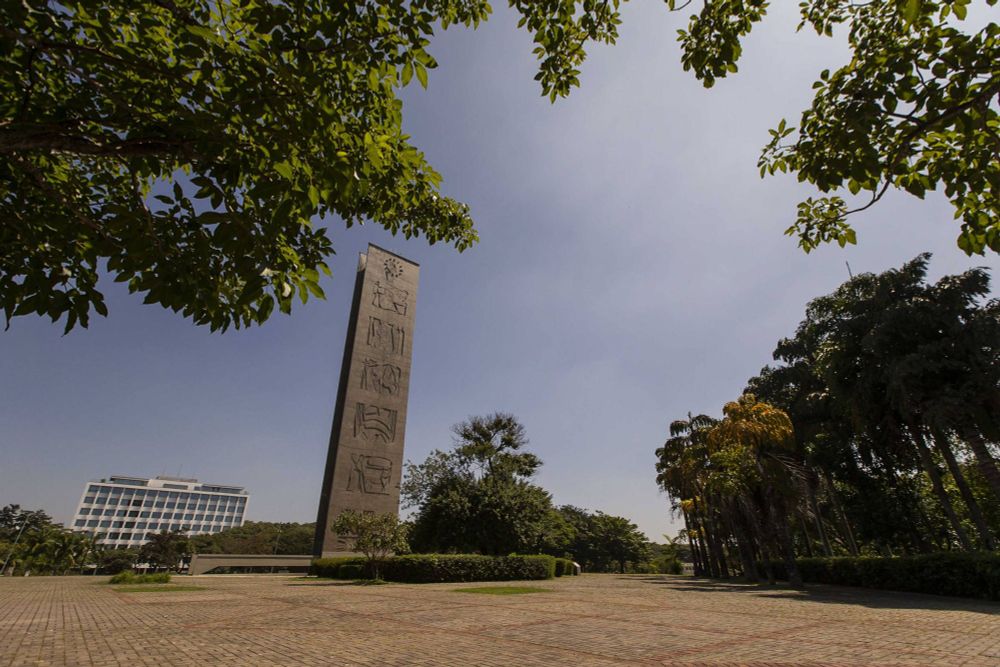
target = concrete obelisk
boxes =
[314,244,419,557]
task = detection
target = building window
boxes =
[100,520,111,528]
[87,520,98,527]
[74,519,85,527]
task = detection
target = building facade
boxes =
[70,475,249,549]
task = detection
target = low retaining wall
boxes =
[189,554,313,575]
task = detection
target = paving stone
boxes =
[1,574,997,666]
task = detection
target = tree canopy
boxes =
[7,2,995,333]
[0,0,631,332]
[1,504,100,575]
[402,412,556,555]
[189,521,315,555]
[657,254,1000,580]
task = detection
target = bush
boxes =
[760,552,1000,601]
[311,554,556,583]
[310,557,366,578]
[108,571,171,584]
[338,563,366,579]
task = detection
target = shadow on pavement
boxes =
[631,575,1000,614]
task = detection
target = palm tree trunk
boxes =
[680,507,704,575]
[962,416,1000,504]
[705,511,729,578]
[806,478,833,556]
[931,428,996,550]
[822,471,859,556]
[769,499,803,587]
[691,497,717,577]
[909,427,974,551]
[798,511,815,558]
[724,502,759,582]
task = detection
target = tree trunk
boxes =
[705,512,729,578]
[770,499,803,587]
[910,427,974,551]
[691,497,717,577]
[931,428,996,550]
[807,477,834,556]
[962,419,1000,504]
[798,512,815,558]
[822,471,858,556]
[681,507,704,576]
[725,502,760,582]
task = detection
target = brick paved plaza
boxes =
[1,574,997,666]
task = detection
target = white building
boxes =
[70,475,249,549]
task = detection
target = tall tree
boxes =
[402,413,554,555]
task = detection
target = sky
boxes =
[2,3,997,542]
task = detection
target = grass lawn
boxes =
[112,585,206,593]
[453,586,552,595]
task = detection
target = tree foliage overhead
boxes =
[7,2,994,334]
[662,0,1000,254]
[1,0,616,332]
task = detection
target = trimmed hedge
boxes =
[311,554,556,583]
[762,552,1000,601]
[108,571,171,584]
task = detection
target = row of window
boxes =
[76,519,232,532]
[73,512,239,528]
[81,497,243,511]
[87,485,246,503]
[83,494,247,505]
[90,526,226,542]
[78,508,240,520]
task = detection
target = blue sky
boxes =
[2,3,997,541]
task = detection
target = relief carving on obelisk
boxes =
[314,245,419,556]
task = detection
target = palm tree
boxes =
[707,394,804,586]
[656,414,717,576]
